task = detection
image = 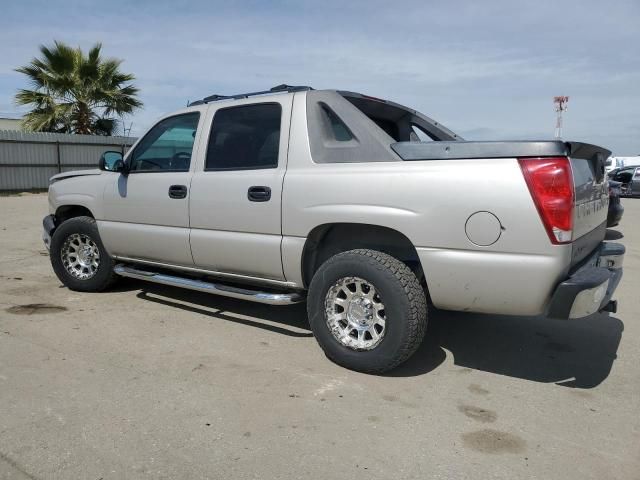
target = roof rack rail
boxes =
[189,84,313,106]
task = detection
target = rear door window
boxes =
[205,103,282,171]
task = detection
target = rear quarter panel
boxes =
[283,96,570,314]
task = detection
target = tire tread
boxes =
[308,248,428,373]
[50,216,118,292]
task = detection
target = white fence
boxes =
[0,130,136,191]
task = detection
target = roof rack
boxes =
[188,84,313,106]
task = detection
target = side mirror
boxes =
[99,151,125,173]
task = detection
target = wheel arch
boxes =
[301,222,424,288]
[55,205,95,224]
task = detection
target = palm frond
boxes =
[14,40,142,135]
[93,117,118,136]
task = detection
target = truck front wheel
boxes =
[50,216,118,292]
[307,249,427,373]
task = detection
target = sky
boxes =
[0,0,638,155]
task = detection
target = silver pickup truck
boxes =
[42,84,624,373]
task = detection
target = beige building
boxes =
[0,117,23,131]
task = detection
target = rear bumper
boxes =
[42,214,56,251]
[547,242,624,319]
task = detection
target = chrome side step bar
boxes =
[114,264,305,305]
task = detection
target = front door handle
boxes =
[248,186,271,202]
[168,184,188,199]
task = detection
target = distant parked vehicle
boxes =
[610,166,640,197]
[607,168,622,179]
[605,156,640,174]
[607,180,624,227]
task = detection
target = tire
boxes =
[50,216,118,292]
[307,249,427,373]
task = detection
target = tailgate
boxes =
[568,142,611,267]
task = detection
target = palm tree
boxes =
[15,41,142,135]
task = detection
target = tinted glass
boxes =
[321,104,353,141]
[206,104,281,170]
[614,169,634,183]
[130,113,200,172]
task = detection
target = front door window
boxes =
[129,113,200,172]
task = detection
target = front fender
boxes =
[48,174,107,219]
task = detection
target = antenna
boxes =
[118,114,133,137]
[553,96,569,139]
[122,121,133,137]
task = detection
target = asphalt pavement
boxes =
[0,193,638,479]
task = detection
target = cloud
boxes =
[0,0,638,153]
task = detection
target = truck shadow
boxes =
[131,281,312,338]
[127,279,623,389]
[392,309,623,389]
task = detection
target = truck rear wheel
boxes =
[50,216,118,292]
[307,249,427,373]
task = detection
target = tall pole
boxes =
[554,96,569,139]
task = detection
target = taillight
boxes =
[518,156,574,244]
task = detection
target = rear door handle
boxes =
[168,184,188,199]
[248,186,271,202]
